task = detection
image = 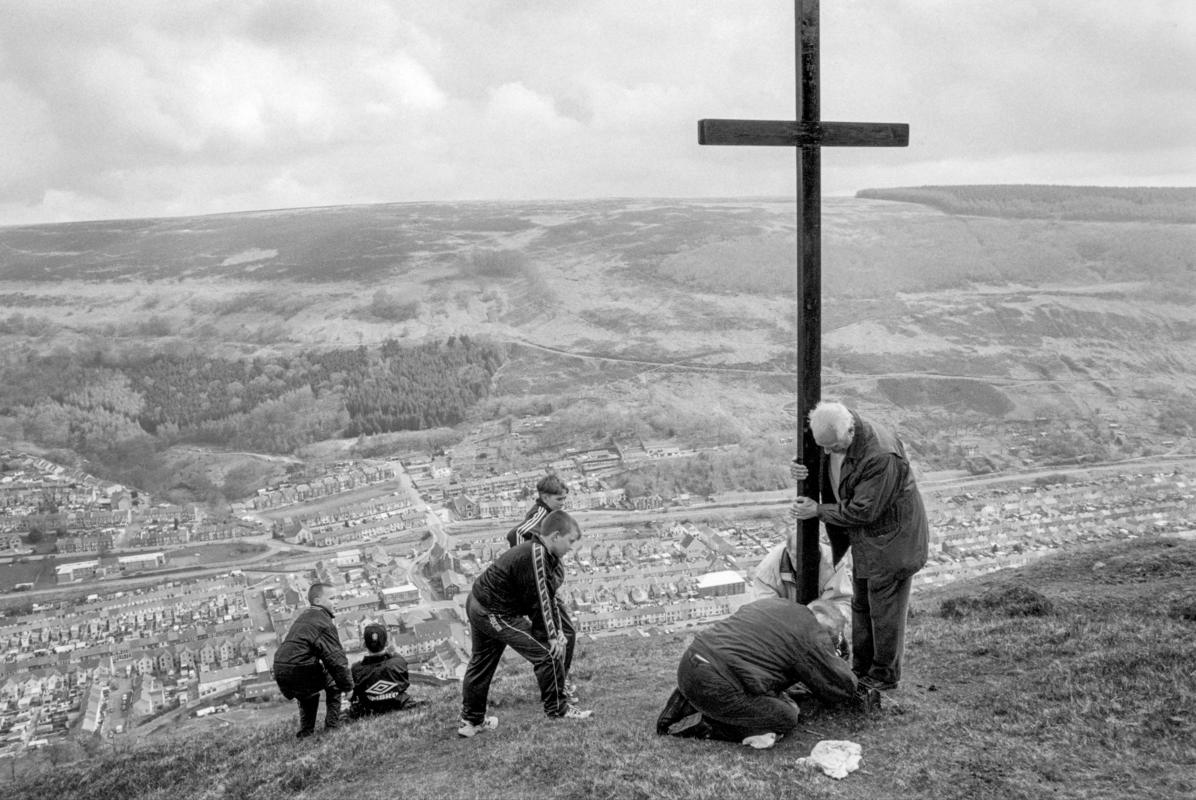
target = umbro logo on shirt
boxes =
[365,680,403,700]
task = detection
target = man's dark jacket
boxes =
[818,410,929,580]
[272,605,353,699]
[689,597,856,702]
[470,534,565,642]
[350,652,411,716]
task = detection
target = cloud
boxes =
[835,0,1196,157]
[0,0,1191,225]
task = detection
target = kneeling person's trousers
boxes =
[676,648,800,741]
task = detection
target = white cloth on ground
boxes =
[796,739,862,779]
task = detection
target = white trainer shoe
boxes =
[556,705,594,720]
[742,732,780,750]
[457,716,498,738]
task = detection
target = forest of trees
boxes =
[857,185,1196,223]
[613,439,793,499]
[0,335,507,472]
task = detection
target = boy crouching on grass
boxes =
[272,582,354,739]
[459,510,593,737]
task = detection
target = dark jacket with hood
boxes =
[689,597,856,702]
[272,604,354,699]
[818,410,929,580]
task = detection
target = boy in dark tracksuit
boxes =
[505,474,569,548]
[273,582,354,738]
[656,597,860,750]
[350,624,421,718]
[459,510,592,737]
[504,474,580,701]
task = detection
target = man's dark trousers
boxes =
[296,682,343,736]
[675,648,800,741]
[852,571,914,688]
[461,594,568,724]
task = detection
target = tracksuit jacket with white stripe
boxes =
[504,498,554,548]
[471,533,565,642]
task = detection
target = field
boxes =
[0,558,52,592]
[0,541,267,593]
[166,541,270,565]
[7,535,1195,800]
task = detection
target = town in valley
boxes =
[2,414,1193,765]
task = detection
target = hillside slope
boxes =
[8,536,1195,800]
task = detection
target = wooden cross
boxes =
[699,0,908,603]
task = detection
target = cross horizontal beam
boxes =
[698,119,909,148]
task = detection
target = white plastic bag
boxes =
[796,739,862,779]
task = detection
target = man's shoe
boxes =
[666,711,711,739]
[656,688,698,735]
[555,705,594,720]
[295,728,314,740]
[859,675,898,692]
[742,732,780,750]
[457,716,498,738]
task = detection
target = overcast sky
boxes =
[1,0,1193,226]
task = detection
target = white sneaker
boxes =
[457,716,498,738]
[742,732,780,750]
[556,705,594,720]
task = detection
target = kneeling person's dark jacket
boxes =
[273,605,353,700]
[691,597,856,702]
[350,652,412,717]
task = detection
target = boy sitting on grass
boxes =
[459,510,592,737]
[349,623,424,718]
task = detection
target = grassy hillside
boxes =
[8,536,1195,800]
[857,185,1196,224]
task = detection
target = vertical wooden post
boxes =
[795,0,822,603]
[697,0,908,602]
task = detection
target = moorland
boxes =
[1,185,1194,505]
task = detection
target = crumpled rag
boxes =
[796,739,862,779]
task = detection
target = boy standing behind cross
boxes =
[505,474,569,548]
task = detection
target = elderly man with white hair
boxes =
[791,400,929,692]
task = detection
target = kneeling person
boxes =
[657,597,859,750]
[273,582,354,738]
[350,624,421,718]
